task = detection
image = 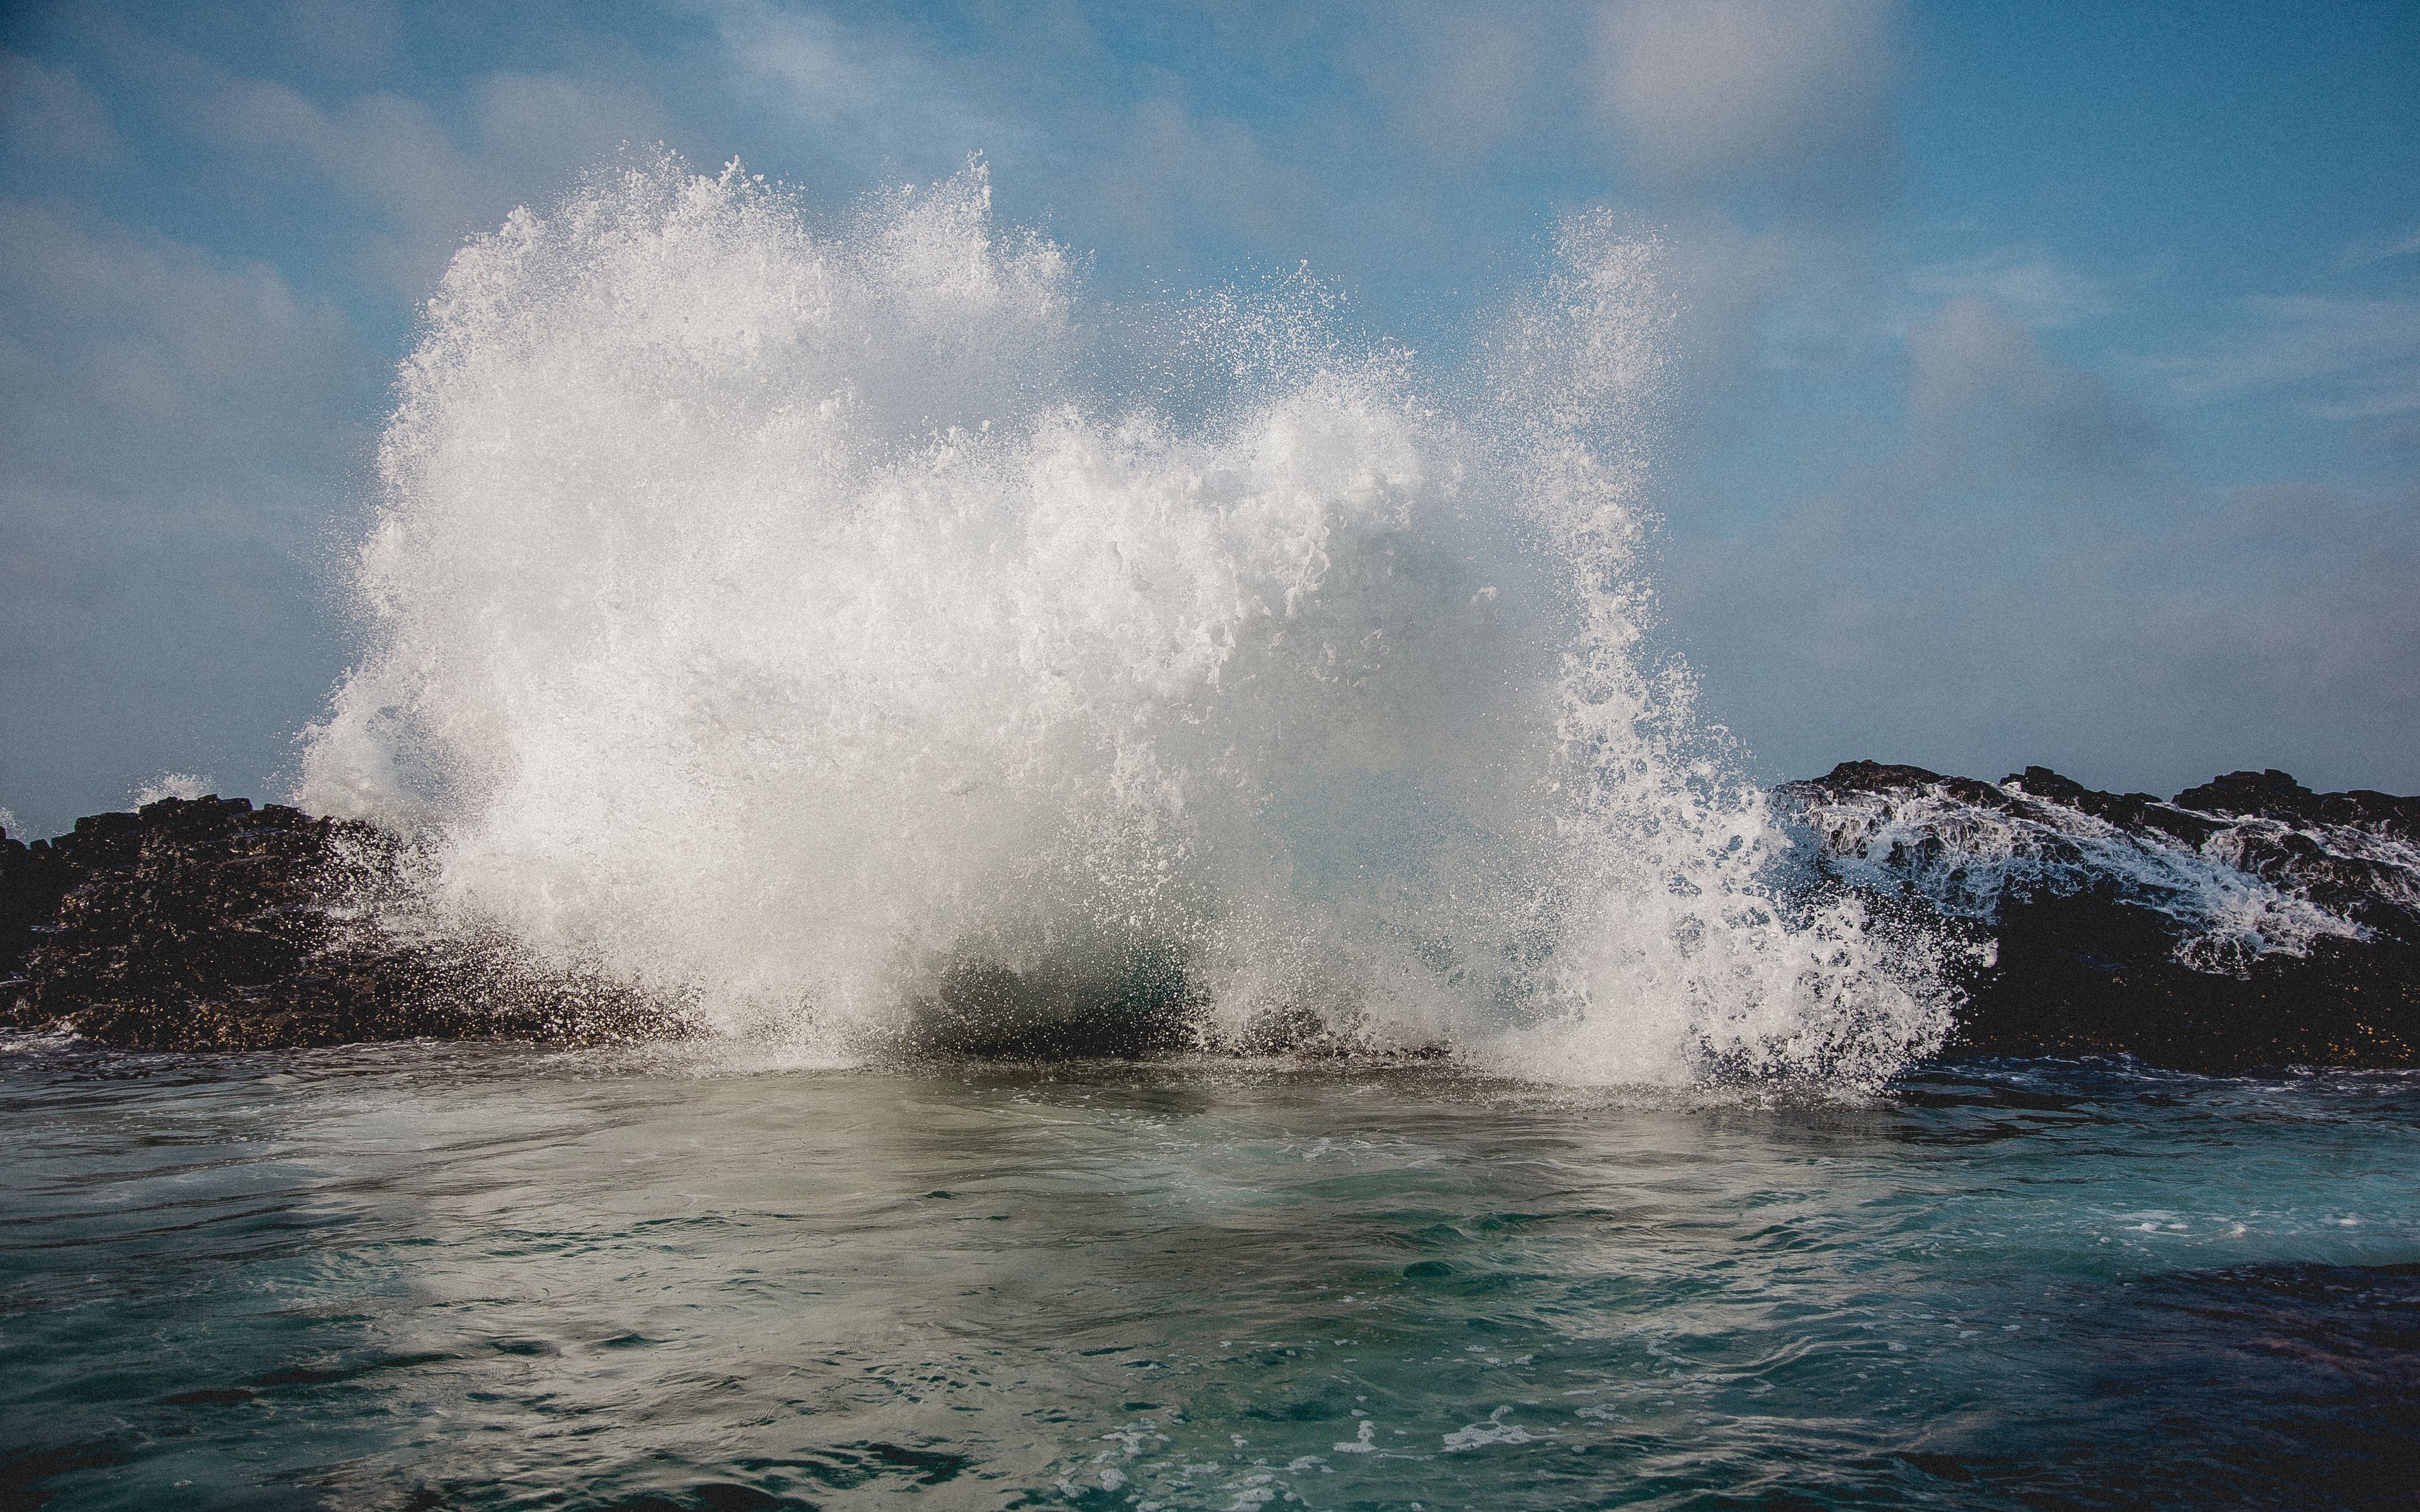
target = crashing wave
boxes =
[289,153,1953,1088]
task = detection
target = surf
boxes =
[297,152,1952,1087]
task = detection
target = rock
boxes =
[1794,759,2013,810]
[2173,769,2420,839]
[1,796,683,1051]
[0,825,77,987]
[1778,762,2420,1072]
[11,769,2417,1071]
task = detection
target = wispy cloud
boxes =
[0,50,120,166]
[1664,289,2419,791]
[0,202,359,486]
[1343,2,1565,163]
[712,0,1012,170]
[119,32,673,297]
[2334,222,2420,272]
[2141,295,2420,419]
[1909,249,2112,329]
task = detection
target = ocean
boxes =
[5,1039,2415,1509]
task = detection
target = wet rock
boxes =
[2173,769,2420,839]
[1794,759,2013,811]
[1778,762,2420,1072]
[10,770,2417,1071]
[1,796,683,1051]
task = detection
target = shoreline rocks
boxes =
[8,767,2418,1072]
[1,796,677,1050]
[1777,764,2420,1072]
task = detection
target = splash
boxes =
[299,154,1950,1086]
[134,772,216,807]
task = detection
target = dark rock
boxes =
[909,954,1196,1058]
[1789,760,2012,810]
[13,768,2418,1071]
[1,827,78,987]
[2003,767,2181,837]
[1,796,685,1051]
[1780,762,2420,1072]
[2174,769,2420,840]
[1950,885,2417,1072]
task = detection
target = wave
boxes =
[297,153,1952,1087]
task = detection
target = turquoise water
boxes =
[3,1037,2416,1510]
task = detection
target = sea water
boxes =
[3,1038,2415,1509]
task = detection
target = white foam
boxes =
[298,154,1952,1087]
[1790,776,2418,974]
[132,772,216,807]
[1442,1407,1546,1452]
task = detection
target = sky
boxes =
[3,0,2417,837]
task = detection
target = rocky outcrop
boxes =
[1778,763,2420,1071]
[1,796,679,1051]
[9,769,2418,1071]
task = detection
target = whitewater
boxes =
[296,155,1948,1087]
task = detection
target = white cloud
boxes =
[170,52,672,295]
[0,203,370,835]
[1659,273,2420,792]
[714,3,1330,279]
[1592,0,1900,192]
[0,202,359,486]
[0,50,120,166]
[1651,289,2403,793]
[1905,295,2152,475]
[1085,94,1327,261]
[282,0,403,73]
[1345,3,1561,162]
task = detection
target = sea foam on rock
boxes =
[1777,762,2420,1070]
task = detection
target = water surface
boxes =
[4,1037,2415,1509]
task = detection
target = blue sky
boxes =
[4,0,2417,835]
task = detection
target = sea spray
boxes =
[299,153,1952,1085]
